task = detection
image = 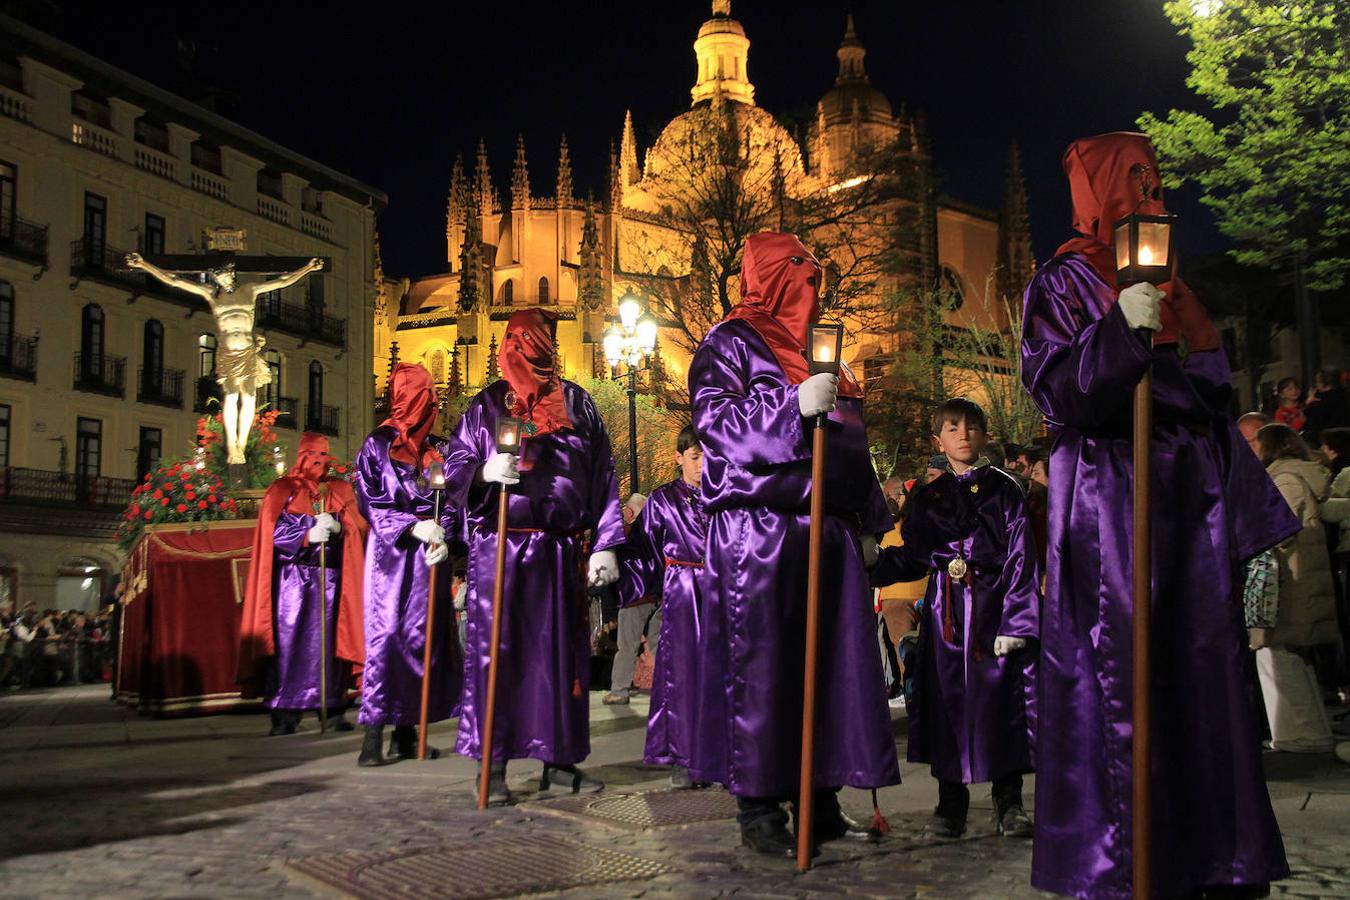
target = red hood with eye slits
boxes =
[498,308,571,437]
[725,232,860,396]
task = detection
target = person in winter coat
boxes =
[1253,423,1340,753]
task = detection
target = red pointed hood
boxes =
[381,362,442,467]
[726,232,860,396]
[1056,132,1218,352]
[499,308,571,437]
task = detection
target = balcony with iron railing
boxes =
[305,403,339,436]
[69,239,208,312]
[0,466,136,508]
[0,216,49,266]
[137,366,185,408]
[194,375,223,413]
[256,300,346,347]
[0,334,38,381]
[72,352,126,397]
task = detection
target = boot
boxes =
[389,724,440,760]
[992,772,1032,838]
[798,789,881,845]
[472,761,510,806]
[539,762,604,794]
[327,710,355,732]
[358,726,384,767]
[268,711,292,736]
[737,797,796,859]
[927,780,969,838]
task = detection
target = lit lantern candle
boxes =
[1112,212,1176,286]
[429,466,446,491]
[807,322,844,376]
[273,445,286,476]
[496,417,524,454]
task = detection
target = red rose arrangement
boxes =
[115,462,238,551]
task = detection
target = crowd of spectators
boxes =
[0,602,115,690]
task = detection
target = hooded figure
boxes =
[239,433,368,734]
[688,231,898,858]
[353,363,463,765]
[441,308,625,803]
[1021,133,1299,899]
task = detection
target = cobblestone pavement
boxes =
[1,685,1347,898]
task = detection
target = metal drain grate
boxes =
[287,834,671,899]
[533,787,740,829]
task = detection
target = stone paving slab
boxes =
[0,685,1346,899]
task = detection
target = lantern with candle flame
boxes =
[272,445,286,477]
[495,417,524,455]
[1112,164,1177,287]
[807,322,844,377]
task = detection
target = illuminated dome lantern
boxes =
[691,0,754,107]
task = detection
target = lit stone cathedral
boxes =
[374,2,1033,408]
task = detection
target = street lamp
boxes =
[604,290,659,493]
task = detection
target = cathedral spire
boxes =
[607,139,623,212]
[511,134,531,210]
[998,141,1035,301]
[556,134,573,207]
[474,139,496,213]
[620,111,640,186]
[579,195,604,311]
[835,14,868,84]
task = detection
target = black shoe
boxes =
[389,725,440,760]
[268,711,298,736]
[358,726,384,767]
[473,762,511,806]
[329,713,355,732]
[740,817,797,858]
[540,763,604,794]
[814,808,882,844]
[996,803,1032,838]
[927,780,969,838]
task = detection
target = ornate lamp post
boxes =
[602,291,659,493]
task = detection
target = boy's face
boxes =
[676,445,703,486]
[933,416,987,466]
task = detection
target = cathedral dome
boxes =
[818,15,894,127]
[644,100,805,186]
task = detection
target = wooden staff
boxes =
[1132,350,1153,900]
[478,483,511,809]
[796,412,829,870]
[314,483,329,735]
[418,474,446,760]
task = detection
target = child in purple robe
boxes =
[871,398,1039,839]
[616,425,709,788]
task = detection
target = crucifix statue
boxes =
[124,228,325,470]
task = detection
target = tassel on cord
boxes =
[869,788,892,834]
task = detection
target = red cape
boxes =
[237,476,369,697]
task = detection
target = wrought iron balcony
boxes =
[0,333,38,381]
[256,299,346,347]
[0,216,49,266]
[305,402,339,436]
[0,466,136,508]
[194,375,223,413]
[72,352,126,396]
[69,239,207,311]
[137,366,185,408]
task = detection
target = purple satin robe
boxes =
[871,464,1039,784]
[617,477,708,768]
[262,511,346,711]
[689,319,900,797]
[1022,254,1300,899]
[443,380,625,764]
[354,427,462,728]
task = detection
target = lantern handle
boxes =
[1129,163,1157,211]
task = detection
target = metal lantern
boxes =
[807,322,844,376]
[429,464,446,491]
[1112,212,1177,287]
[618,294,642,329]
[495,417,524,454]
[602,327,624,367]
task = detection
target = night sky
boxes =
[21,0,1220,279]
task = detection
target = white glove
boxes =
[860,535,880,569]
[482,452,520,485]
[588,550,619,587]
[1118,282,1163,332]
[993,635,1028,657]
[315,512,340,535]
[306,522,332,544]
[798,373,839,418]
[410,519,445,545]
[423,541,449,567]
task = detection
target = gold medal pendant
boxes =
[947,557,968,580]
